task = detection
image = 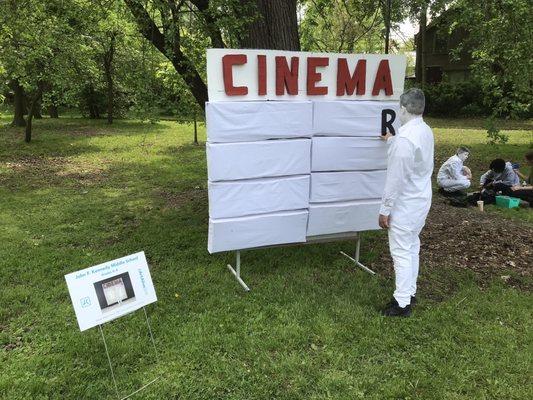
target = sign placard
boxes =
[65,252,157,331]
[207,48,406,102]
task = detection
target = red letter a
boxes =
[372,60,393,96]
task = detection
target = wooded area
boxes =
[1,0,531,142]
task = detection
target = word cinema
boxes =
[207,49,407,102]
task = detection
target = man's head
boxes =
[490,158,506,173]
[399,88,425,125]
[525,150,533,166]
[456,146,470,161]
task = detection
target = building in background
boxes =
[416,9,472,84]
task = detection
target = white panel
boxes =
[207,139,311,181]
[312,137,388,171]
[208,175,310,219]
[207,49,406,102]
[206,101,313,143]
[306,200,381,236]
[310,171,386,203]
[313,101,400,136]
[208,210,309,253]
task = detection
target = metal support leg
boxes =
[227,251,251,291]
[99,324,121,399]
[143,306,160,363]
[340,234,377,275]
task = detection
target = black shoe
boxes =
[382,298,411,317]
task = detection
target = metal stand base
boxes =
[340,234,376,275]
[99,306,161,399]
[227,251,250,291]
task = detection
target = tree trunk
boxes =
[384,0,392,54]
[25,84,45,142]
[86,84,100,119]
[33,97,43,119]
[415,6,427,85]
[193,112,198,145]
[240,0,300,50]
[124,0,209,109]
[104,34,116,124]
[124,0,300,110]
[10,80,26,127]
[49,104,59,118]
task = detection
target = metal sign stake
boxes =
[99,324,120,399]
[98,307,161,399]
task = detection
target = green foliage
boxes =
[421,81,487,117]
[452,0,532,118]
[299,0,407,53]
[485,117,509,145]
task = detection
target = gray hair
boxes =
[400,88,425,115]
[457,146,470,155]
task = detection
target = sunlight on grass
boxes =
[0,116,531,399]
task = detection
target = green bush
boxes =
[422,81,487,117]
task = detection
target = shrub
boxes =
[422,81,487,117]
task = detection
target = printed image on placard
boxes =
[94,272,136,312]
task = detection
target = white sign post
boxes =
[65,251,159,399]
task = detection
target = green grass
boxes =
[0,115,532,399]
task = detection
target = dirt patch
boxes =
[2,336,23,352]
[371,195,532,293]
[67,128,105,137]
[2,155,109,187]
[157,187,207,210]
[4,155,67,170]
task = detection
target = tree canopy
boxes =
[0,0,530,142]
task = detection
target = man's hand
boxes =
[379,214,390,229]
[380,132,394,141]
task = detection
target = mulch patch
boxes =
[371,195,532,293]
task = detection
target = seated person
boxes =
[510,150,533,207]
[437,147,471,195]
[480,158,519,193]
[513,149,533,185]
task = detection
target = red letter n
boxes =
[276,56,299,95]
[222,54,248,96]
[336,58,366,96]
[372,59,393,96]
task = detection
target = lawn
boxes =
[0,115,531,399]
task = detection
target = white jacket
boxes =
[380,117,435,230]
[437,155,465,183]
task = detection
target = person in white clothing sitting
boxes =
[379,88,434,317]
[437,147,471,195]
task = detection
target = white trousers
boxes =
[388,224,423,307]
[438,178,470,192]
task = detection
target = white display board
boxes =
[65,252,157,331]
[206,49,406,253]
[207,139,311,181]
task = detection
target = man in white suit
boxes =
[379,88,434,317]
[437,147,472,194]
